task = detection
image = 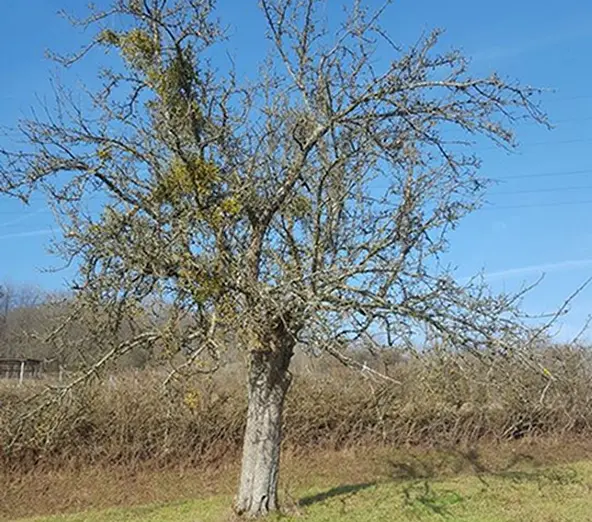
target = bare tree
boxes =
[0,282,46,358]
[0,0,547,516]
[0,284,9,347]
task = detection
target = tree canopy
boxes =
[0,0,548,516]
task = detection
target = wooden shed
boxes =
[0,358,43,382]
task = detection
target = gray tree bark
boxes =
[235,347,293,517]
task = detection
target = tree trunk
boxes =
[235,347,293,518]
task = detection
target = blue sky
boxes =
[1,0,592,339]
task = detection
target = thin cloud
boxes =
[472,40,548,63]
[472,26,592,64]
[482,259,592,281]
[0,208,49,228]
[0,228,54,240]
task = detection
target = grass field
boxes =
[21,461,592,522]
[8,441,592,522]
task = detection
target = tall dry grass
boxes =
[1,344,591,474]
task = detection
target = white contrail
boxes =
[472,26,591,63]
[0,228,54,240]
[0,208,49,228]
[482,259,592,281]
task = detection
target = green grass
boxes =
[21,459,592,522]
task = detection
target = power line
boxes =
[494,168,592,181]
[481,137,592,152]
[0,166,589,214]
[492,185,592,196]
[553,116,592,124]
[546,94,592,103]
[482,199,592,211]
[518,138,592,148]
[518,115,592,126]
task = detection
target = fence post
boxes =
[19,360,25,386]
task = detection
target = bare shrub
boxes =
[1,343,591,475]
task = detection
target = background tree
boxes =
[0,282,47,359]
[0,0,547,517]
[0,284,8,346]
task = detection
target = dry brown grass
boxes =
[0,347,592,473]
[1,345,591,477]
[3,438,592,521]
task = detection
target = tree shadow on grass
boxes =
[386,447,565,485]
[388,447,583,517]
[402,480,464,518]
[455,448,582,490]
[297,449,584,516]
[298,481,376,506]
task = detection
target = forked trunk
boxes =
[235,347,292,517]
